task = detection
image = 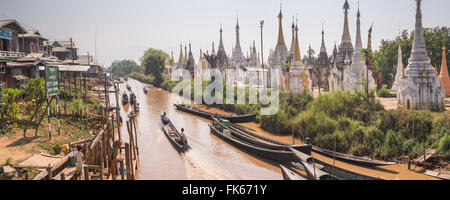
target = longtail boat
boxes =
[311,146,396,167]
[229,122,395,167]
[290,148,340,180]
[424,170,450,180]
[209,123,295,163]
[280,165,307,180]
[160,112,189,152]
[212,117,311,154]
[174,104,256,123]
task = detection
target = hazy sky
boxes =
[1,0,449,67]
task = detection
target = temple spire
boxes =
[289,17,296,54]
[294,24,301,62]
[320,28,327,53]
[277,8,286,46]
[440,45,449,79]
[171,51,176,66]
[233,16,245,63]
[368,23,373,50]
[341,0,352,46]
[178,43,184,63]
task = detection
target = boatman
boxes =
[162,112,169,125]
[177,128,187,145]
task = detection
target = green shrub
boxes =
[437,134,450,156]
[377,86,392,98]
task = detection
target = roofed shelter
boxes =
[0,19,27,89]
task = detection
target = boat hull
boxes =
[175,104,256,123]
[209,124,295,163]
[161,116,189,153]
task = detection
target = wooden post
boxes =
[56,96,61,135]
[114,83,122,142]
[132,118,139,156]
[124,143,131,180]
[24,170,29,180]
[83,165,89,180]
[84,74,87,100]
[111,114,115,142]
[127,121,136,160]
[423,140,426,163]
[99,140,103,180]
[333,135,336,167]
[47,164,53,180]
[75,73,78,98]
[119,160,125,180]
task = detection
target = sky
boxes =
[1,0,449,67]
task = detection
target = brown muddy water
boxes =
[111,79,282,180]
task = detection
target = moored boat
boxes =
[290,148,340,180]
[212,117,311,153]
[209,121,298,164]
[160,112,189,152]
[311,146,396,167]
[280,164,307,180]
[174,104,256,123]
[228,121,395,167]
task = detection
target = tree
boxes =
[110,59,141,76]
[373,27,450,88]
[140,48,169,86]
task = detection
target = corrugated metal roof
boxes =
[0,19,27,34]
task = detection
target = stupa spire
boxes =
[294,24,301,62]
[289,17,296,54]
[341,0,352,46]
[277,7,286,46]
[320,28,327,53]
[178,43,184,63]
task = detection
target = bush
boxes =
[295,111,337,139]
[377,86,392,98]
[437,134,450,156]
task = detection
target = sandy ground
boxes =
[0,119,84,165]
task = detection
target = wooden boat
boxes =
[280,164,307,180]
[289,148,382,180]
[212,117,311,154]
[311,146,396,167]
[209,122,296,163]
[174,104,256,123]
[226,118,394,168]
[160,113,189,152]
[290,148,340,180]
[424,170,450,180]
[122,93,129,105]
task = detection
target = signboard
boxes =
[0,28,12,40]
[46,66,59,96]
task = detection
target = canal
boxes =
[112,79,282,180]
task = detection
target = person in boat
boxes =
[162,112,169,125]
[130,92,136,106]
[176,128,187,145]
[134,103,140,113]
